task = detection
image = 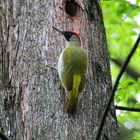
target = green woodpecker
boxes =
[53,27,88,114]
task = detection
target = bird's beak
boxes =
[52,26,64,36]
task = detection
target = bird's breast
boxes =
[57,50,64,79]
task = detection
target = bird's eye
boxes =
[64,32,73,41]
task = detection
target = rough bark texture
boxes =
[0,0,119,140]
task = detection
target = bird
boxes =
[53,26,88,114]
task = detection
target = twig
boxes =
[110,58,140,79]
[95,33,140,140]
[115,106,140,112]
[0,132,9,140]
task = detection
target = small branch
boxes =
[110,58,140,80]
[115,106,140,112]
[0,132,9,140]
[95,33,140,140]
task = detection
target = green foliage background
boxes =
[101,0,140,139]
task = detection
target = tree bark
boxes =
[0,0,119,140]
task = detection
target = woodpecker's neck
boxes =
[66,35,81,48]
[67,41,80,48]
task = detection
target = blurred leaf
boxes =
[101,0,140,139]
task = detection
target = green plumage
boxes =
[52,26,88,114]
[59,37,88,114]
[62,46,87,92]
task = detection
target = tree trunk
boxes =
[0,0,119,140]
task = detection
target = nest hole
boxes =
[65,0,79,17]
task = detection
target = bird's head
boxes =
[52,26,81,47]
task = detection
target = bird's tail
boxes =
[66,74,81,114]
